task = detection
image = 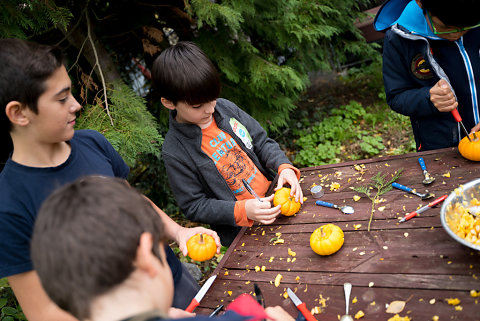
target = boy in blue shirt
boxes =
[374,0,480,151]
[31,176,294,321]
[0,38,220,320]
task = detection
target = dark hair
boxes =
[0,39,64,169]
[421,0,480,27]
[151,41,221,105]
[31,176,166,320]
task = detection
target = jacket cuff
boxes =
[234,200,254,227]
[278,164,301,180]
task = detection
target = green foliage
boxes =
[0,278,25,321]
[76,82,163,167]
[294,101,393,166]
[0,0,71,38]
[188,0,378,131]
[352,169,403,231]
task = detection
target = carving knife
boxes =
[451,109,476,141]
[186,275,217,312]
[287,288,317,321]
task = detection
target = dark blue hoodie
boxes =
[374,0,480,151]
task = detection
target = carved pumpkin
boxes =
[186,234,217,262]
[310,224,344,256]
[458,134,480,161]
[273,187,301,216]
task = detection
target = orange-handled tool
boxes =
[287,288,317,321]
[399,194,448,223]
[451,109,476,141]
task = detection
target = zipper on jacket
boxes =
[455,37,480,124]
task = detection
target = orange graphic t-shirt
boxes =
[201,119,270,226]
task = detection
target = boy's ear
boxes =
[161,98,176,111]
[135,232,158,278]
[5,101,30,126]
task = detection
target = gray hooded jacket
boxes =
[162,98,291,245]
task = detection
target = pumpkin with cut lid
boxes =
[458,133,480,161]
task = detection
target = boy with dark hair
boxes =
[31,175,295,321]
[374,0,480,151]
[0,38,220,320]
[151,42,303,246]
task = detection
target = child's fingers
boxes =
[197,227,222,251]
[255,211,280,222]
[262,194,275,202]
[258,217,277,225]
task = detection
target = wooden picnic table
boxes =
[197,147,480,320]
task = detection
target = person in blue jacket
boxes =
[374,0,480,151]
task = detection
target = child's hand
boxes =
[276,168,303,203]
[168,307,195,318]
[471,123,480,133]
[265,306,295,321]
[175,226,222,257]
[429,79,458,112]
[245,194,280,224]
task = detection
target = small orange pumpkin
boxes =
[310,224,344,256]
[186,234,217,262]
[458,134,480,161]
[273,187,301,216]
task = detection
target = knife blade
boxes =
[287,288,317,321]
[399,194,448,222]
[253,283,265,308]
[208,304,224,317]
[253,283,266,321]
[186,275,217,312]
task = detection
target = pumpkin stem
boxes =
[320,226,326,238]
[199,233,205,244]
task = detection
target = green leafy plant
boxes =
[352,169,403,231]
[294,101,391,166]
[0,278,26,321]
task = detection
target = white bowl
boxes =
[440,178,480,251]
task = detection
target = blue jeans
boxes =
[172,263,201,309]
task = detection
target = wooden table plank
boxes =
[199,148,480,320]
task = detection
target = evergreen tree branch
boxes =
[352,169,403,231]
[85,10,113,126]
